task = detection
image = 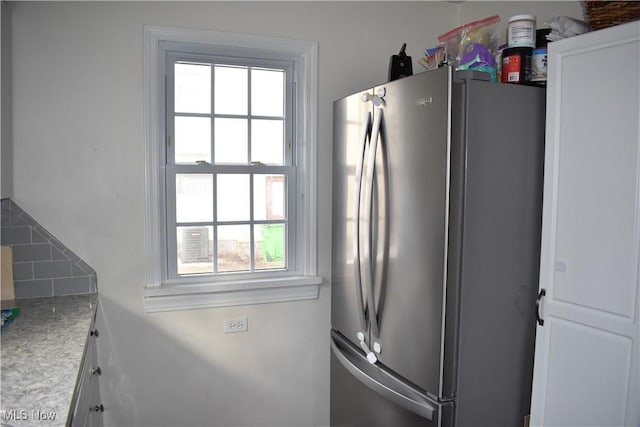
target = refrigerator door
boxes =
[332,88,375,350]
[368,66,453,397]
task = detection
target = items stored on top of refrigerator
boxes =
[546,15,589,41]
[583,1,640,30]
[435,15,500,81]
[501,46,533,84]
[508,15,537,47]
[388,43,413,82]
[531,28,552,86]
[420,14,588,85]
[419,16,500,74]
[331,65,546,427]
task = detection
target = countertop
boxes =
[0,294,98,426]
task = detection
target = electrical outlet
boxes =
[224,317,248,334]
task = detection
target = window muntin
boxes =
[165,52,295,281]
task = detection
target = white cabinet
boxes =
[69,310,104,427]
[530,21,640,426]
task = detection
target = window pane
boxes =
[177,226,213,275]
[251,69,284,117]
[251,119,284,165]
[217,174,250,221]
[214,65,248,115]
[175,116,211,164]
[217,225,250,272]
[214,118,248,164]
[176,174,213,223]
[175,63,211,114]
[254,175,286,221]
[255,224,285,270]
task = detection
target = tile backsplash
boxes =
[1,199,97,298]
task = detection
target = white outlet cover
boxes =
[224,317,248,333]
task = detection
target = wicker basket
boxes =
[584,1,640,31]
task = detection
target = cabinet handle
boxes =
[536,289,546,326]
[90,404,104,413]
[90,366,102,376]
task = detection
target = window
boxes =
[168,56,293,277]
[143,27,320,312]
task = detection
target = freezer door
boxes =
[330,330,454,427]
[367,67,452,397]
[331,89,375,348]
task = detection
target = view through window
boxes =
[166,57,294,278]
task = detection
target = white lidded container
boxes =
[508,15,536,48]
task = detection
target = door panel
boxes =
[332,89,373,347]
[370,67,451,396]
[551,36,638,318]
[541,318,632,426]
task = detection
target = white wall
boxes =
[6,1,582,426]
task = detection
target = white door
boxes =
[530,21,640,427]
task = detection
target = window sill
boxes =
[143,275,323,313]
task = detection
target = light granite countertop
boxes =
[1,295,98,427]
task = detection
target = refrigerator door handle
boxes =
[363,107,382,338]
[536,288,546,326]
[353,110,372,332]
[331,331,438,421]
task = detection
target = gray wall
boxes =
[1,1,12,199]
[4,2,582,426]
[1,200,98,297]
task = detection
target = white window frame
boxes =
[143,26,320,313]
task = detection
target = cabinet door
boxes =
[530,22,640,426]
[71,356,92,427]
[88,335,103,427]
[69,327,103,427]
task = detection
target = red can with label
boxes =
[501,47,532,84]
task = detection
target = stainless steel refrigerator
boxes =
[330,66,545,426]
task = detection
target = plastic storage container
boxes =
[501,46,532,84]
[531,28,551,86]
[508,15,536,48]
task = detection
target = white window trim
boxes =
[143,26,321,313]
